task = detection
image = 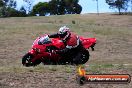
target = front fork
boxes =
[28,49,50,63]
[90,43,96,51]
[28,49,39,63]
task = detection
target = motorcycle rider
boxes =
[49,26,87,64]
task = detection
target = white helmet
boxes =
[58,26,70,34]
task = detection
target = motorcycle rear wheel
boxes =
[80,50,89,64]
[73,50,89,65]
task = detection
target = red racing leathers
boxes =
[49,31,86,64]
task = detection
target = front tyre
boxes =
[22,53,41,67]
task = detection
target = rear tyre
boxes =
[80,50,89,64]
[73,50,89,65]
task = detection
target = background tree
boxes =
[0,0,27,17]
[0,0,16,8]
[0,0,4,16]
[48,0,82,15]
[19,6,27,16]
[0,0,17,17]
[72,3,82,14]
[8,0,17,8]
[23,0,33,13]
[0,0,4,6]
[106,0,130,14]
[31,2,49,16]
[64,0,82,14]
[48,0,58,15]
[30,0,82,16]
[48,0,65,15]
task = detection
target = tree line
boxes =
[0,0,27,17]
[0,0,132,17]
[106,0,131,14]
[30,0,82,16]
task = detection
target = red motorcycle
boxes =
[22,34,96,66]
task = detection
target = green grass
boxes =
[85,63,132,74]
[0,63,131,74]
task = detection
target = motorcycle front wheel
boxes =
[22,53,41,67]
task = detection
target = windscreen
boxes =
[38,36,51,45]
